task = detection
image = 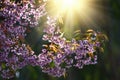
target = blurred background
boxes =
[0,0,120,80]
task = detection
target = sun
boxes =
[64,0,74,6]
[62,0,77,9]
[53,0,87,13]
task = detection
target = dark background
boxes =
[0,0,120,80]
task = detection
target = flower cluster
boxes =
[0,0,104,79]
[38,16,100,77]
[0,0,46,79]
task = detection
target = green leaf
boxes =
[50,61,55,68]
[2,63,6,69]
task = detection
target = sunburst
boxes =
[47,0,104,38]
